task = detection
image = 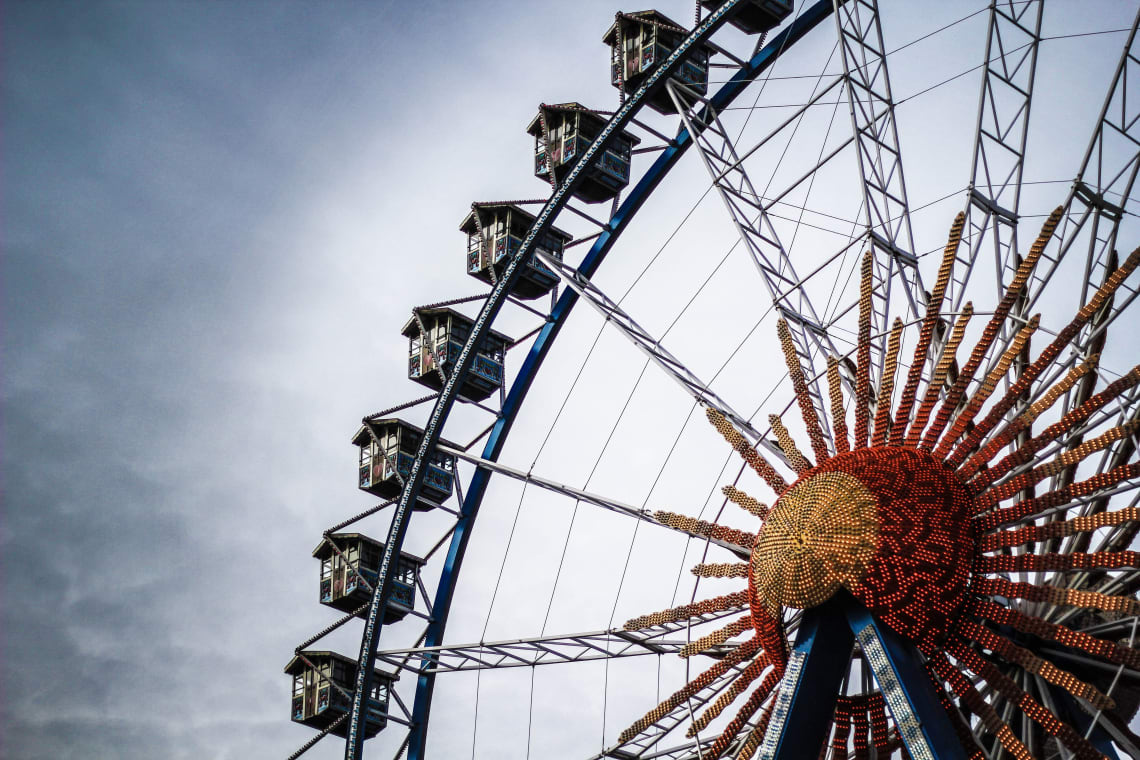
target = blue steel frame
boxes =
[342,2,848,757]
[760,594,967,760]
[845,601,966,760]
[757,598,855,758]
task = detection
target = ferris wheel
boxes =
[284,1,1140,759]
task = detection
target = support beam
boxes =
[375,614,739,675]
[833,0,925,380]
[438,444,752,556]
[534,247,787,465]
[846,602,967,760]
[758,598,853,759]
[665,77,836,446]
[756,595,970,760]
[1023,8,1140,329]
[949,0,1044,314]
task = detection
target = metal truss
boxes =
[610,728,768,760]
[590,613,809,760]
[833,0,924,371]
[533,248,789,464]
[601,737,724,760]
[664,77,836,446]
[438,444,751,556]
[949,0,1044,313]
[374,611,740,675]
[1024,8,1140,324]
[940,8,1140,565]
[943,2,1043,495]
[1017,11,1140,533]
[588,656,753,760]
[623,742,710,760]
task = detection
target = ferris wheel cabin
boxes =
[314,532,426,623]
[527,103,640,204]
[285,651,396,740]
[402,307,512,402]
[603,10,716,115]
[352,418,457,510]
[460,202,573,300]
[699,0,793,35]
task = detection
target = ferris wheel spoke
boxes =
[833,0,925,369]
[1023,8,1140,320]
[373,615,741,675]
[948,0,1044,315]
[664,77,838,444]
[1029,656,1138,757]
[1027,385,1140,577]
[1052,391,1140,559]
[285,713,348,760]
[998,237,1140,457]
[589,658,754,759]
[533,248,788,464]
[439,444,751,556]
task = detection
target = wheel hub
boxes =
[749,447,977,649]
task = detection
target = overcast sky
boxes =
[4,1,1139,759]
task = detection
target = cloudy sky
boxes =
[4,1,1139,759]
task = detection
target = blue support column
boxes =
[758,598,853,759]
[844,600,967,760]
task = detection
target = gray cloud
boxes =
[2,2,423,757]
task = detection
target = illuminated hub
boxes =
[750,447,976,650]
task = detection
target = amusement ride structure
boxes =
[284,1,1140,758]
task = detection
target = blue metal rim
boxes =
[342,2,843,757]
